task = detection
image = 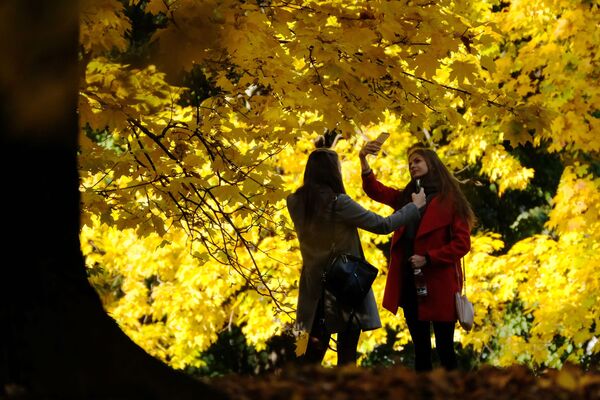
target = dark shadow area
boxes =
[186,324,297,378]
[0,2,228,398]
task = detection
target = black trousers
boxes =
[401,258,457,372]
[301,300,361,366]
[404,311,457,371]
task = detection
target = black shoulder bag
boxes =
[323,196,379,309]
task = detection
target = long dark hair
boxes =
[401,147,476,229]
[293,149,346,233]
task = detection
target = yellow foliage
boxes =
[479,145,535,194]
[548,165,600,238]
[80,0,130,54]
[488,0,600,152]
[78,0,600,370]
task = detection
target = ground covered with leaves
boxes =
[213,363,600,400]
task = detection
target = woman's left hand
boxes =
[409,254,427,269]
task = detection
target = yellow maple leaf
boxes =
[449,60,479,84]
[295,331,309,357]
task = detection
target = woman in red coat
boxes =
[359,143,476,371]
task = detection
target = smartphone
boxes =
[415,179,421,192]
[374,131,390,145]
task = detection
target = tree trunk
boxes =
[0,2,228,399]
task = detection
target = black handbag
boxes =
[323,196,378,308]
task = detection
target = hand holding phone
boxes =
[374,131,390,145]
[359,132,390,158]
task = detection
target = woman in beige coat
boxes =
[287,147,425,365]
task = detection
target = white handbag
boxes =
[455,259,474,331]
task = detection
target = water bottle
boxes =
[414,268,428,297]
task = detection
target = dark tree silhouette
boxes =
[0,2,228,399]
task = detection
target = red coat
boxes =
[363,172,471,321]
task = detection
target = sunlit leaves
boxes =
[479,145,535,195]
[78,0,600,370]
[547,165,600,238]
[81,216,298,368]
[488,0,600,152]
[81,58,180,132]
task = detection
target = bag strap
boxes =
[455,257,466,295]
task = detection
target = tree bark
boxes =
[0,2,228,399]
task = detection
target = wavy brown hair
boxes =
[402,147,476,229]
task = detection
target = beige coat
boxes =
[287,193,420,333]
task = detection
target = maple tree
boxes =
[78,0,599,370]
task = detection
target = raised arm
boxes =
[359,141,404,208]
[334,194,424,235]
